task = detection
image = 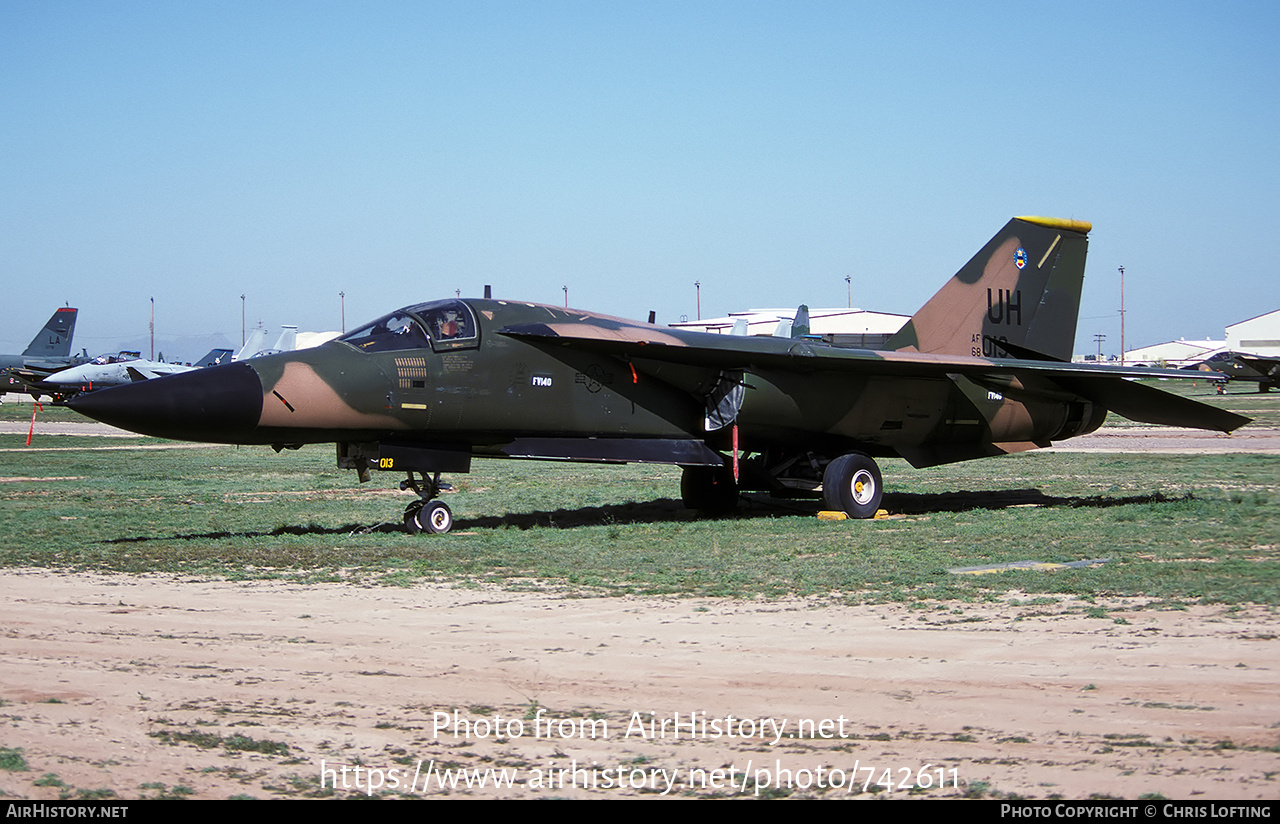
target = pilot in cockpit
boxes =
[435,309,464,340]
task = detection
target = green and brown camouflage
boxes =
[885,216,1092,361]
[66,218,1249,533]
[1193,351,1279,392]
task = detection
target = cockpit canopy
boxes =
[90,351,142,365]
[338,300,479,354]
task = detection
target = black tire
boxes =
[822,453,883,519]
[680,465,739,515]
[414,500,454,534]
[403,499,425,534]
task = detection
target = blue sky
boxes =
[3,1,1276,359]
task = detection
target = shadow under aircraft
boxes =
[67,217,1249,534]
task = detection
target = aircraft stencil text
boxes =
[987,288,1023,325]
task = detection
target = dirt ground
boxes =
[2,575,1278,800]
[1,424,1277,799]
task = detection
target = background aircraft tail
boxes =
[271,325,298,354]
[195,349,234,367]
[790,304,811,338]
[233,329,267,361]
[22,307,78,358]
[885,217,1091,362]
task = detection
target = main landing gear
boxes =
[401,471,453,534]
[681,450,885,520]
[821,452,883,519]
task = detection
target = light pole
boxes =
[695,281,701,321]
[241,294,246,346]
[149,297,155,360]
[1118,265,1126,366]
[339,291,345,333]
[845,275,851,309]
[562,285,568,308]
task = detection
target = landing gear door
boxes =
[704,369,745,432]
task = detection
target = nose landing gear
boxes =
[401,471,454,534]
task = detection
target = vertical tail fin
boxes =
[271,325,298,354]
[234,329,267,360]
[885,217,1091,362]
[790,304,811,338]
[23,307,78,358]
[195,349,234,367]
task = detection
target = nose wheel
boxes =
[401,471,454,534]
[404,499,453,534]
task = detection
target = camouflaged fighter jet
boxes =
[65,217,1249,533]
[1192,351,1279,392]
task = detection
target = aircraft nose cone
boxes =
[65,362,263,442]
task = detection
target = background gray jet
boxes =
[40,348,234,399]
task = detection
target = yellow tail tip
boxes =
[1016,216,1092,234]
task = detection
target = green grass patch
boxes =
[2,393,1278,606]
[148,727,290,756]
[0,747,29,771]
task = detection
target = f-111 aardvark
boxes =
[66,217,1248,533]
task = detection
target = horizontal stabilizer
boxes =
[1054,376,1250,432]
[995,339,1066,363]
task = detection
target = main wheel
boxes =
[822,453,883,519]
[413,500,454,534]
[403,499,426,534]
[680,465,739,515]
